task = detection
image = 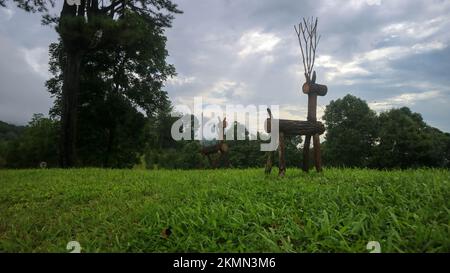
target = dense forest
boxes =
[1,94,449,170]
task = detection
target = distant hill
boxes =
[0,121,25,142]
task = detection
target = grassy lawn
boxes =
[0,168,448,253]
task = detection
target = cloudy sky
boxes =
[1,0,449,133]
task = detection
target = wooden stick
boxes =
[265,151,273,175]
[220,148,230,168]
[294,25,308,76]
[206,154,213,168]
[313,134,322,172]
[302,135,311,172]
[278,132,286,177]
[307,93,318,121]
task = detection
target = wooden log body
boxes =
[302,82,328,96]
[265,118,325,136]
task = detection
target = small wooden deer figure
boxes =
[200,117,230,168]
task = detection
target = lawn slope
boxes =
[0,168,448,252]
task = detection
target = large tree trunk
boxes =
[58,1,86,168]
[59,50,82,167]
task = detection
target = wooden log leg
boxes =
[278,132,286,177]
[313,134,322,172]
[206,154,213,168]
[218,150,229,168]
[302,135,311,172]
[222,152,230,168]
[265,152,273,174]
[212,155,219,169]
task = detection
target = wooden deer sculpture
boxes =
[265,108,325,177]
[296,17,328,173]
[200,117,230,168]
[265,17,328,177]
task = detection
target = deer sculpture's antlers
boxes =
[295,17,321,82]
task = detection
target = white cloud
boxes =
[191,80,247,105]
[316,55,370,81]
[316,41,447,82]
[347,0,382,9]
[321,0,381,12]
[359,41,446,62]
[382,17,449,40]
[166,74,196,86]
[411,41,447,52]
[366,0,381,6]
[210,80,238,94]
[280,104,326,122]
[238,31,281,58]
[20,47,49,79]
[0,7,14,21]
[369,90,442,112]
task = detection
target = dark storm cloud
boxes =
[0,0,449,132]
[0,6,57,125]
[165,0,450,131]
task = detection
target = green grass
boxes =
[0,168,449,253]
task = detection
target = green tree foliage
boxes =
[225,122,302,169]
[143,112,205,169]
[222,122,260,168]
[0,0,54,12]
[0,121,25,168]
[2,0,181,167]
[46,8,178,168]
[285,135,304,167]
[0,121,24,141]
[372,107,450,169]
[3,114,58,168]
[322,94,378,167]
[322,94,449,169]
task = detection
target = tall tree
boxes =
[55,1,181,167]
[47,7,178,167]
[322,94,378,167]
[2,0,181,167]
